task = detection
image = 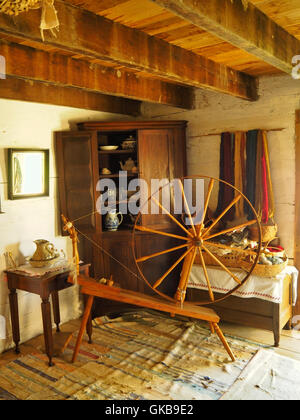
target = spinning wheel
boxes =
[133,175,262,306]
[63,175,262,364]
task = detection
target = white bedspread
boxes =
[188,265,299,305]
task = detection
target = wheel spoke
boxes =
[197,178,214,237]
[153,247,194,290]
[178,180,197,237]
[202,245,242,285]
[151,196,194,238]
[203,194,242,238]
[203,241,257,257]
[135,226,191,242]
[136,243,190,263]
[197,247,215,302]
[203,219,257,241]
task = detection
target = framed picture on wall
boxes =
[7,149,50,200]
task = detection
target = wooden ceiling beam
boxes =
[0,0,258,101]
[0,77,141,116]
[149,0,300,74]
[0,41,194,109]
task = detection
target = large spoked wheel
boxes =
[132,175,262,306]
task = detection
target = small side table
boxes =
[5,264,90,367]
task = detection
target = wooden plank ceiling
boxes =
[0,0,299,112]
[63,0,300,76]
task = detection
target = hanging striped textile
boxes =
[261,150,269,224]
[234,132,246,218]
[215,133,235,221]
[255,130,263,221]
[244,130,258,220]
[216,130,274,224]
[262,131,275,222]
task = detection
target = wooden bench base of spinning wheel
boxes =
[70,275,235,364]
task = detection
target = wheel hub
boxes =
[194,238,203,247]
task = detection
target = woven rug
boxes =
[222,349,300,400]
[0,311,266,400]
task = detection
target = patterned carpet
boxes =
[0,311,266,400]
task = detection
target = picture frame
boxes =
[7,148,50,200]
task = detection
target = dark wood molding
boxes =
[77,120,188,131]
[0,77,141,116]
[0,0,258,101]
[149,0,300,74]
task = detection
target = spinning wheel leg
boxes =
[213,323,235,362]
[174,246,197,302]
[72,295,94,363]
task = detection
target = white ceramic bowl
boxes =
[29,254,60,268]
[100,146,119,151]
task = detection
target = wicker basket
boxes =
[240,256,288,277]
[249,223,278,243]
[198,249,288,278]
[195,250,244,269]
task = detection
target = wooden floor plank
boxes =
[219,321,300,355]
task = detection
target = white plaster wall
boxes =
[0,99,132,353]
[142,74,300,261]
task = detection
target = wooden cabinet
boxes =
[55,121,187,317]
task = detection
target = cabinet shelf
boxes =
[99,150,136,155]
[99,172,139,179]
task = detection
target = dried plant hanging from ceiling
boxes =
[0,0,59,41]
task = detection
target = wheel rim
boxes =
[132,175,262,306]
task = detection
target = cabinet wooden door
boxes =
[138,128,187,228]
[93,233,139,292]
[55,131,101,234]
[138,129,172,228]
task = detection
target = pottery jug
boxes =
[105,211,123,231]
[31,239,56,261]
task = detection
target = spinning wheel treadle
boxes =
[63,175,262,364]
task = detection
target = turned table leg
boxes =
[41,297,54,367]
[9,289,20,355]
[52,291,61,333]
